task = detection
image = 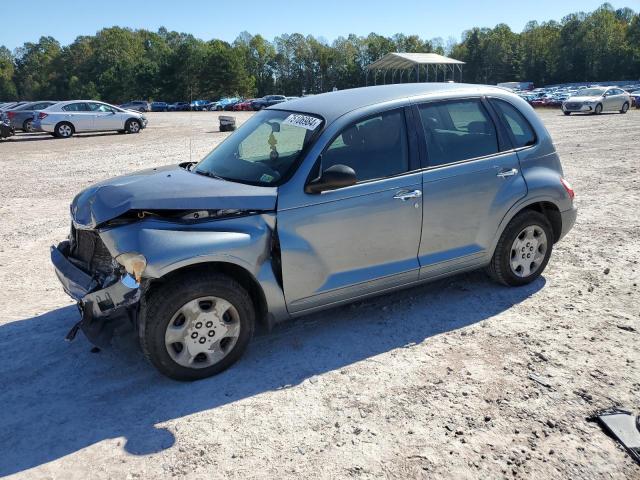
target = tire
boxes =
[23,119,34,132]
[140,272,255,381]
[54,122,74,138]
[620,102,629,114]
[486,210,553,287]
[594,103,603,115]
[563,111,571,116]
[125,118,141,134]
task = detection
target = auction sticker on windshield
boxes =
[282,114,322,130]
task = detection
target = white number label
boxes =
[282,114,322,130]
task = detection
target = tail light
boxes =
[7,111,16,119]
[38,112,48,120]
[560,177,575,200]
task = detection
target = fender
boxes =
[98,212,290,323]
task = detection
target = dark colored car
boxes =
[120,101,150,112]
[251,95,286,110]
[169,102,191,111]
[151,102,169,112]
[4,101,58,132]
[190,100,209,111]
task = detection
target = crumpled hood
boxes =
[566,95,601,103]
[71,165,277,228]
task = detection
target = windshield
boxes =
[195,110,323,186]
[578,88,606,97]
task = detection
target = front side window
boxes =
[418,100,499,166]
[323,109,409,182]
[490,99,536,149]
[195,110,323,186]
[88,103,115,113]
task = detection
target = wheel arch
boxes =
[55,120,75,134]
[145,261,269,327]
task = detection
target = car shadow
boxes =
[0,271,545,476]
[7,132,124,142]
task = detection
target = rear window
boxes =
[490,99,536,149]
[62,103,90,112]
[418,99,499,166]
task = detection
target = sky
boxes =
[1,0,638,51]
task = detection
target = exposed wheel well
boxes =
[520,202,562,243]
[145,262,268,325]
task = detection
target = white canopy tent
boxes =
[365,52,465,85]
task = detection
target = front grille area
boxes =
[70,226,115,277]
[565,102,582,111]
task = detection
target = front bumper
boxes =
[51,241,141,347]
[562,103,594,113]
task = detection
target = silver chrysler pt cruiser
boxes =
[51,83,577,380]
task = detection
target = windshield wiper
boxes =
[193,169,227,181]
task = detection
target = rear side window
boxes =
[490,99,536,149]
[323,109,409,182]
[418,100,499,166]
[62,103,90,112]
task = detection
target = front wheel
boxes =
[140,272,255,380]
[594,103,603,115]
[620,102,629,114]
[563,111,571,116]
[125,119,141,134]
[486,210,553,287]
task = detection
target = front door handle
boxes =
[393,189,422,201]
[497,168,518,178]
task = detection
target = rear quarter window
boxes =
[490,99,536,149]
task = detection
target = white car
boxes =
[562,87,631,115]
[33,100,148,138]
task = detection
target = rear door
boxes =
[62,102,94,131]
[414,98,528,278]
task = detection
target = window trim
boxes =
[412,96,507,170]
[486,97,538,152]
[308,105,417,188]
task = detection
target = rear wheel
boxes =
[140,272,255,380]
[487,210,553,287]
[23,119,34,132]
[125,119,141,134]
[563,111,571,116]
[55,122,74,138]
[594,103,603,115]
[620,102,629,114]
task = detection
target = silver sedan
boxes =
[562,87,631,115]
[33,100,148,138]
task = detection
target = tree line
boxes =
[0,3,638,103]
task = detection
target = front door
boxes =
[414,98,528,277]
[88,102,122,130]
[277,108,423,313]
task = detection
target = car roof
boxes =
[275,83,509,124]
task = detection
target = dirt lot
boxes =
[0,109,638,479]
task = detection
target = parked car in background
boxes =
[50,83,576,380]
[190,100,210,111]
[120,100,150,112]
[169,102,190,111]
[223,99,243,111]
[4,101,58,132]
[0,101,28,112]
[33,100,147,138]
[213,98,241,111]
[151,101,169,112]
[628,90,640,108]
[285,96,300,101]
[233,99,255,111]
[251,95,286,110]
[562,87,630,115]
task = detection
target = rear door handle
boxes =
[497,168,518,178]
[393,189,422,201]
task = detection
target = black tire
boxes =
[125,118,141,134]
[563,111,571,116]
[140,272,255,381]
[23,118,34,132]
[54,122,74,138]
[620,102,629,114]
[594,103,603,115]
[486,210,553,287]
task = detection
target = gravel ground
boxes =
[0,109,638,479]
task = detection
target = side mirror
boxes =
[305,164,357,194]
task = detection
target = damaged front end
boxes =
[51,228,141,348]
